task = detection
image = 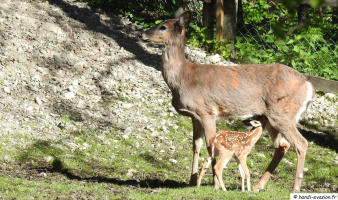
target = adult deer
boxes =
[197,117,269,192]
[138,8,314,192]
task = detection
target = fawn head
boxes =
[242,120,261,128]
[138,8,192,43]
[242,116,269,129]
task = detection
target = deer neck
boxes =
[161,29,189,90]
[246,127,263,143]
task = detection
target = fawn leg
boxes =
[214,152,232,191]
[197,157,213,187]
[237,156,251,191]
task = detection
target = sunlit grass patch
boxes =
[0,112,337,199]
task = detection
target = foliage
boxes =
[235,0,338,80]
[186,24,233,58]
[186,24,209,49]
[86,0,184,28]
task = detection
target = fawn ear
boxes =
[175,7,184,19]
[178,11,192,27]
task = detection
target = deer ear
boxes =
[175,7,184,19]
[178,11,192,27]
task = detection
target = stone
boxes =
[35,96,42,105]
[77,100,85,108]
[88,85,96,91]
[121,126,132,133]
[72,80,78,85]
[68,86,75,92]
[53,55,62,66]
[65,92,75,99]
[122,103,133,109]
[282,158,294,165]
[168,107,178,114]
[43,155,54,162]
[169,146,175,151]
[3,86,10,93]
[257,153,266,158]
[93,72,101,80]
[124,127,132,133]
[193,50,206,58]
[122,135,129,139]
[209,54,221,63]
[126,168,136,177]
[325,93,336,100]
[150,89,160,94]
[159,112,167,117]
[3,155,10,163]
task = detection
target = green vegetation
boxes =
[235,0,338,80]
[1,115,337,199]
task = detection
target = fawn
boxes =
[139,8,314,192]
[197,116,269,191]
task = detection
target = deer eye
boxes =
[159,26,167,31]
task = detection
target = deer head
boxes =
[138,8,192,43]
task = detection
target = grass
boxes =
[0,114,337,199]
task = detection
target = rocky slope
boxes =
[0,0,337,164]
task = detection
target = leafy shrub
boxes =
[235,0,338,80]
[86,0,187,28]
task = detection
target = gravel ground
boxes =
[0,0,241,145]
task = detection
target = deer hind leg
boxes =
[281,125,307,192]
[190,116,217,187]
[254,117,307,192]
[253,123,291,191]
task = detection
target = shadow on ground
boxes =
[44,0,161,69]
[18,139,189,189]
[48,167,189,189]
[299,125,338,152]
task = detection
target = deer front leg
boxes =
[190,116,217,187]
[190,117,204,186]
